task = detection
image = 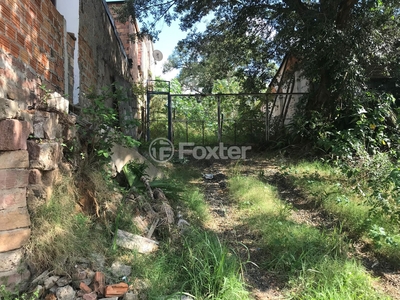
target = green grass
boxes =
[24,163,248,299]
[281,159,400,264]
[228,174,389,299]
[25,174,112,274]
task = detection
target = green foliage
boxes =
[179,229,248,300]
[120,0,400,157]
[25,174,111,275]
[122,161,148,187]
[0,285,39,300]
[228,173,386,299]
[79,84,140,166]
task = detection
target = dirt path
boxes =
[198,160,285,299]
[190,157,400,299]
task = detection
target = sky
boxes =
[151,16,211,81]
[152,21,186,80]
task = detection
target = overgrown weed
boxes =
[228,173,388,298]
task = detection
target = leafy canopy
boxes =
[119,0,400,155]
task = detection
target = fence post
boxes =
[217,95,221,143]
[186,120,189,143]
[265,94,269,142]
[167,93,172,142]
[234,120,237,145]
[202,120,205,145]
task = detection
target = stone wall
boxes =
[0,94,73,291]
[0,0,148,290]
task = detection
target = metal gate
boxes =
[146,80,306,146]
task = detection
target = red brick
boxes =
[20,48,30,64]
[104,283,129,298]
[0,188,26,210]
[0,35,11,53]
[11,13,20,29]
[0,169,29,190]
[0,228,31,252]
[20,22,29,36]
[17,33,25,47]
[0,207,31,230]
[79,282,92,294]
[6,25,16,41]
[10,42,19,57]
[1,4,12,21]
[0,19,5,33]
[0,120,31,150]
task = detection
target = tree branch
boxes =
[336,0,358,29]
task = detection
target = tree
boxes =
[118,0,400,153]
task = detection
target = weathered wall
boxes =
[0,0,71,107]
[78,0,132,106]
[0,0,149,290]
[0,94,74,290]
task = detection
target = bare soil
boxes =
[184,154,400,299]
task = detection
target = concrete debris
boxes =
[116,229,159,253]
[44,275,60,290]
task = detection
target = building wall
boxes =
[268,56,308,126]
[78,0,132,108]
[0,0,145,290]
[0,0,69,108]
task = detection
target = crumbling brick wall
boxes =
[0,0,146,289]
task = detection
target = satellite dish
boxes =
[153,50,163,61]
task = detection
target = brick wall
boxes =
[0,1,145,289]
[0,102,32,290]
[0,0,68,108]
[107,2,140,83]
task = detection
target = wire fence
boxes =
[149,118,265,146]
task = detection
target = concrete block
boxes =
[0,249,24,272]
[0,150,29,169]
[0,228,31,252]
[0,188,26,210]
[116,229,158,254]
[0,207,31,230]
[0,98,20,120]
[110,144,163,179]
[0,169,29,190]
[39,92,69,114]
[0,120,31,150]
[27,141,61,170]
